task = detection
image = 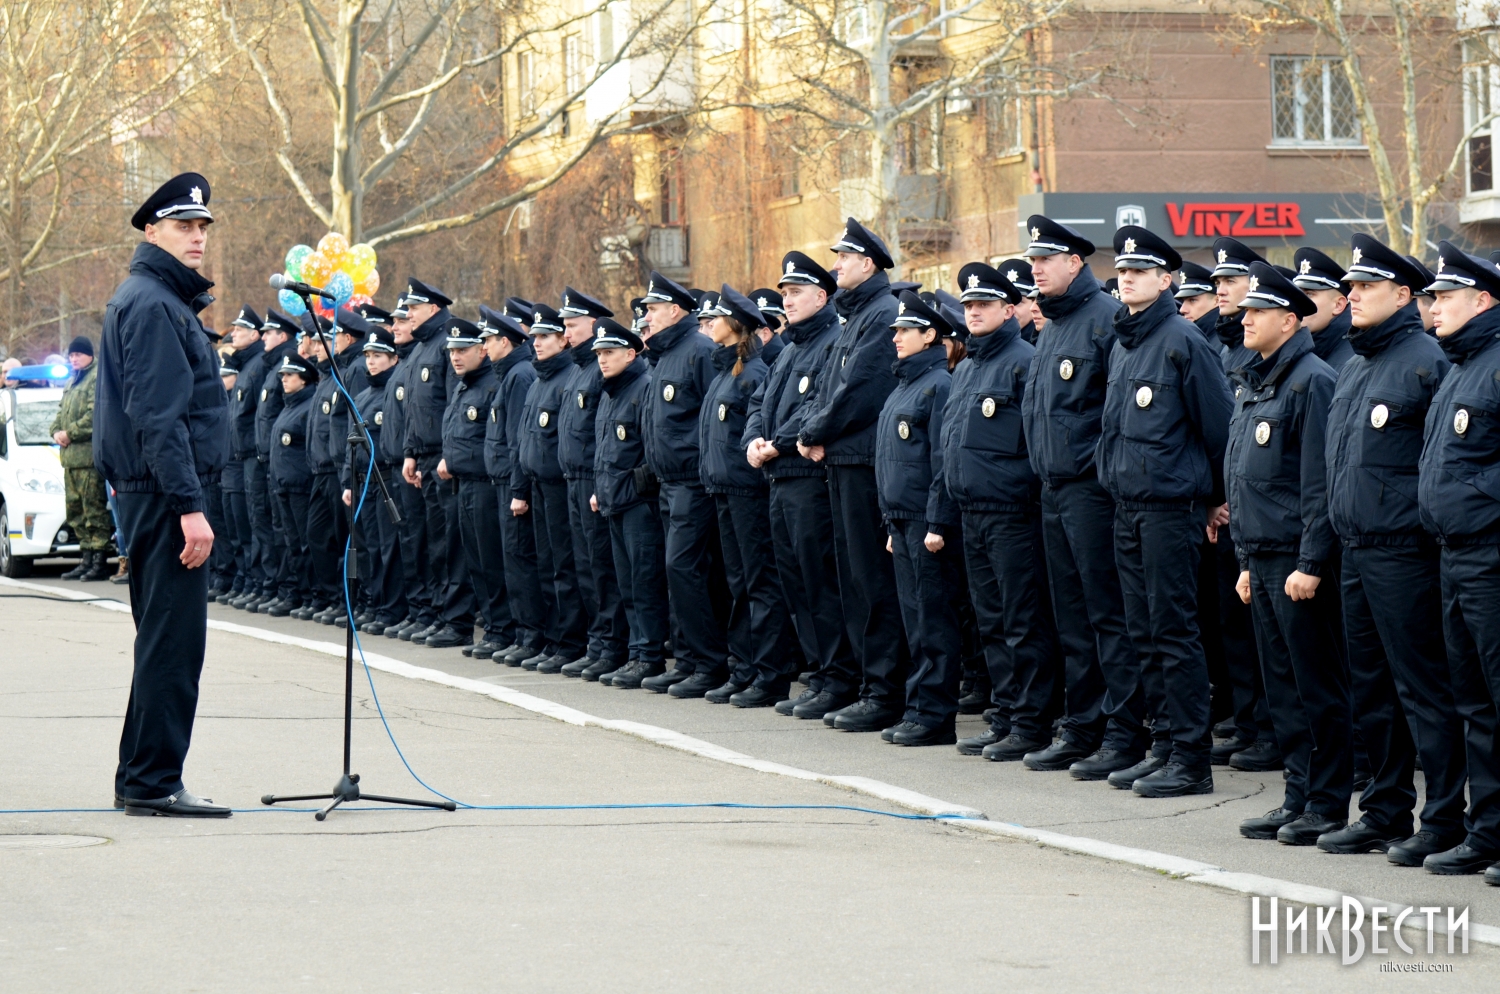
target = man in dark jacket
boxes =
[747,252,858,719]
[342,324,407,634]
[1176,262,1219,339]
[219,307,264,600]
[1417,244,1500,881]
[94,173,230,817]
[324,309,372,625]
[1322,236,1467,865]
[379,295,436,639]
[1293,248,1356,372]
[1018,215,1140,778]
[1224,263,1348,846]
[1097,225,1234,798]
[797,219,908,731]
[269,355,319,618]
[298,321,341,620]
[238,310,298,612]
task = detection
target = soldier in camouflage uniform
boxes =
[50,336,114,580]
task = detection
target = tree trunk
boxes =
[329,1,363,241]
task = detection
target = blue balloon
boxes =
[326,271,354,305]
[278,288,308,316]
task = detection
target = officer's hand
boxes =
[590,494,598,513]
[1236,570,1251,605]
[761,442,779,463]
[402,458,420,486]
[179,512,214,569]
[924,532,944,553]
[53,430,69,447]
[436,459,452,481]
[511,498,529,516]
[886,535,893,554]
[342,489,352,507]
[1206,503,1229,544]
[798,442,825,462]
[1285,570,1320,602]
[746,440,765,468]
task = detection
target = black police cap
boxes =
[1023,215,1095,259]
[131,172,213,231]
[778,251,837,295]
[558,287,614,319]
[1429,240,1500,296]
[1291,247,1348,293]
[642,270,697,311]
[1104,278,1120,299]
[359,303,393,326]
[478,305,528,344]
[390,294,410,319]
[529,302,564,334]
[1405,256,1437,298]
[629,296,649,331]
[1343,233,1426,291]
[1176,261,1215,298]
[1240,261,1316,319]
[592,318,645,352]
[1211,237,1267,278]
[714,284,768,330]
[361,327,398,354]
[334,308,373,337]
[1113,226,1182,272]
[231,305,263,330]
[695,291,721,320]
[404,278,453,308]
[955,262,1021,304]
[995,259,1038,297]
[749,288,784,316]
[262,309,299,335]
[892,290,952,337]
[445,317,484,348]
[931,289,966,340]
[278,355,318,381]
[830,217,895,270]
[504,297,535,325]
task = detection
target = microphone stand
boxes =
[261,285,456,820]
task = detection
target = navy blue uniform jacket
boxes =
[254,338,299,460]
[377,341,416,465]
[941,318,1039,512]
[483,343,537,501]
[743,301,839,481]
[441,359,497,480]
[1419,306,1500,544]
[402,307,454,458]
[227,343,266,460]
[519,350,574,486]
[876,346,956,533]
[269,386,315,494]
[643,316,715,484]
[593,358,653,516]
[343,365,392,492]
[798,272,900,466]
[699,345,769,497]
[557,339,605,481]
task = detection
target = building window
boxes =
[517,51,536,116]
[837,0,871,45]
[659,152,683,225]
[910,264,951,294]
[595,7,615,61]
[705,0,743,54]
[985,94,1023,157]
[1466,37,1497,194]
[564,34,585,93]
[1270,56,1360,146]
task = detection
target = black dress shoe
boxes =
[669,672,724,699]
[612,662,664,690]
[334,614,349,629]
[314,607,339,625]
[1228,739,1283,772]
[1352,770,1373,793]
[1387,830,1465,867]
[729,686,781,708]
[956,691,989,715]
[599,660,637,686]
[957,729,1002,756]
[290,605,316,621]
[560,657,595,678]
[406,623,440,644]
[881,720,918,743]
[215,591,234,605]
[777,687,818,716]
[124,789,231,818]
[537,654,577,675]
[581,658,625,682]
[1107,754,1167,789]
[360,620,386,635]
[793,691,852,720]
[1423,842,1500,875]
[114,793,125,810]
[383,620,408,638]
[1069,748,1143,781]
[465,640,505,659]
[499,644,536,666]
[521,649,552,670]
[833,699,903,732]
[1210,734,1254,765]
[982,733,1049,762]
[268,600,294,618]
[1023,739,1092,771]
[355,612,374,627]
[1212,717,1237,738]
[1276,811,1344,846]
[892,722,956,747]
[255,597,285,614]
[822,702,853,727]
[394,620,424,640]
[422,626,473,649]
[705,681,747,704]
[1240,807,1301,840]
[1133,762,1213,798]
[1317,818,1408,854]
[643,667,693,693]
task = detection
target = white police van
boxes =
[0,364,80,577]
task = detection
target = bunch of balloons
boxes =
[277,233,380,319]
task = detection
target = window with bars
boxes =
[1270,56,1360,146]
[985,95,1024,158]
[1465,37,1497,194]
[517,50,536,116]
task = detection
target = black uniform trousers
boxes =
[768,476,855,698]
[608,500,669,666]
[660,480,730,678]
[1343,543,1467,838]
[827,464,908,706]
[219,459,249,591]
[1438,544,1500,853]
[1247,550,1352,815]
[368,463,409,625]
[243,455,274,594]
[204,480,231,588]
[417,454,474,634]
[531,477,586,656]
[568,477,628,664]
[453,478,513,643]
[1115,504,1213,767]
[1043,478,1147,753]
[1214,533,1274,743]
[715,492,797,692]
[396,471,433,626]
[887,517,963,730]
[963,508,1059,741]
[501,494,545,652]
[307,471,346,610]
[113,492,212,800]
[274,489,314,607]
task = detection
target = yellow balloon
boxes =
[317,232,350,268]
[354,268,380,297]
[346,243,377,281]
[302,251,333,287]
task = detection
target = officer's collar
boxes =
[1347,301,1422,360]
[285,384,315,405]
[410,306,451,343]
[569,336,596,367]
[1309,306,1351,363]
[1247,327,1314,391]
[967,317,1020,361]
[534,348,573,378]
[785,300,839,345]
[129,242,215,307]
[645,313,700,355]
[495,340,534,377]
[602,355,648,395]
[833,270,891,318]
[1214,309,1246,351]
[892,342,948,381]
[1112,290,1178,350]
[460,356,493,384]
[1437,305,1500,365]
[1037,265,1103,321]
[367,365,394,390]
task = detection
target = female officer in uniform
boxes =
[269,355,319,617]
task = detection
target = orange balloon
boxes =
[301,252,333,287]
[317,232,350,267]
[346,243,377,282]
[354,268,380,297]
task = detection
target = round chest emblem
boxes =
[1059,359,1075,381]
[1135,386,1153,409]
[1370,403,1389,429]
[421,367,430,382]
[981,398,996,418]
[718,403,728,422]
[280,432,292,446]
[663,384,675,402]
[260,388,268,402]
[578,391,586,409]
[539,411,550,427]
[1254,421,1271,446]
[898,420,911,440]
[467,405,478,421]
[1455,408,1471,436]
[395,386,405,401]
[798,375,810,394]
[374,412,383,426]
[321,400,331,414]
[616,424,627,441]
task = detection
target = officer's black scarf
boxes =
[1214,309,1246,351]
[966,316,1021,363]
[568,336,595,368]
[495,339,535,379]
[1193,308,1218,342]
[131,241,215,312]
[1310,305,1352,363]
[1243,327,1313,391]
[601,356,648,397]
[784,300,838,345]
[1347,301,1422,359]
[459,356,493,386]
[832,269,891,324]
[1037,265,1101,321]
[532,349,571,381]
[1437,305,1500,365]
[366,365,394,391]
[644,313,699,359]
[1112,289,1178,350]
[410,307,450,343]
[892,341,948,382]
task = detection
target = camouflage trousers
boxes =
[64,467,114,552]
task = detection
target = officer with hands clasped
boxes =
[342,325,408,634]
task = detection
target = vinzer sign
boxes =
[1165,201,1304,238]
[1016,192,1392,247]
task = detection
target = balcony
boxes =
[646,225,690,278]
[837,174,952,254]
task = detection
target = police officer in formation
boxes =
[204,213,1500,886]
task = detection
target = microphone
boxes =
[269,273,338,300]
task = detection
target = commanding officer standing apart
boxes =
[95,173,230,817]
[1417,244,1500,881]
[1321,237,1463,862]
[1018,216,1141,777]
[1097,225,1234,798]
[1223,263,1347,846]
[797,219,908,732]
